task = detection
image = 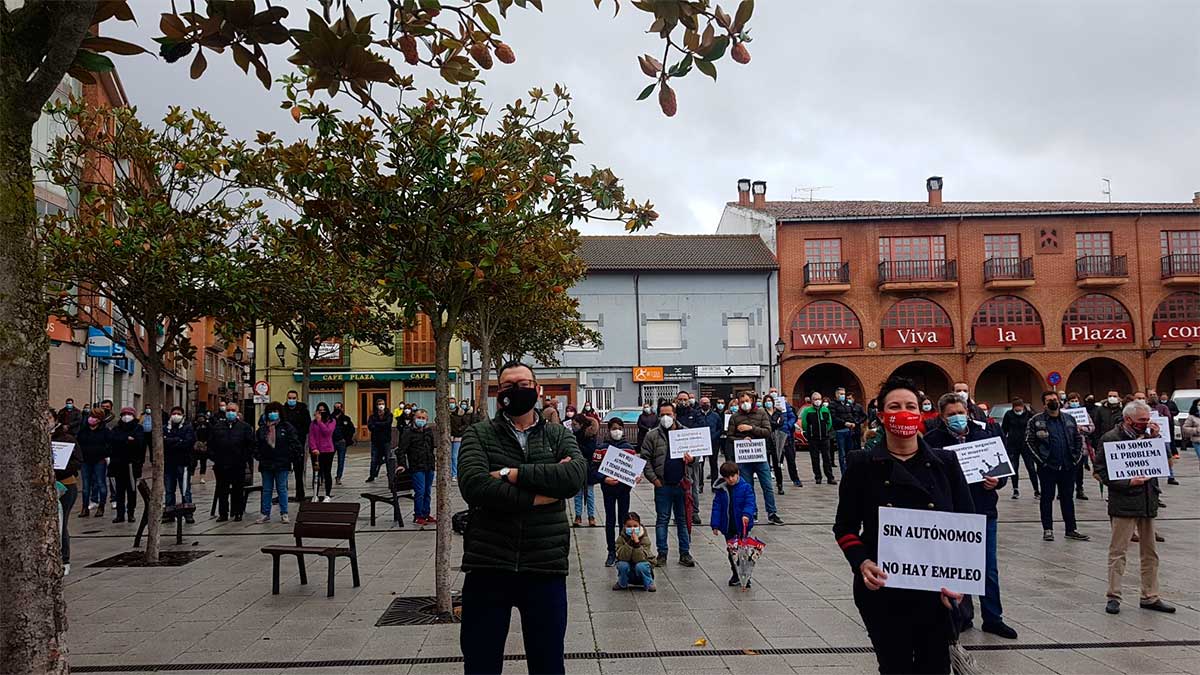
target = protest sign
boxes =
[733,438,767,463]
[52,442,75,471]
[669,426,712,459]
[724,413,732,432]
[1103,438,1170,480]
[1064,407,1092,428]
[877,506,986,595]
[945,436,1014,484]
[1149,413,1169,433]
[598,446,646,487]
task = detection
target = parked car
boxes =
[986,402,1013,426]
[1170,389,1200,442]
[599,407,645,447]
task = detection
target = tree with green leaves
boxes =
[39,102,268,565]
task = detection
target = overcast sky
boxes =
[110,0,1200,234]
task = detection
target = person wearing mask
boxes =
[162,406,196,523]
[541,396,562,425]
[700,397,725,490]
[51,417,82,575]
[449,397,475,481]
[919,396,940,432]
[77,410,110,518]
[281,391,311,502]
[674,391,706,521]
[331,401,355,487]
[396,405,415,432]
[800,392,836,485]
[1001,398,1039,499]
[829,387,856,470]
[255,402,300,524]
[193,411,211,485]
[308,402,337,501]
[1026,391,1089,542]
[612,513,656,592]
[108,407,146,524]
[924,394,1018,639]
[581,400,602,425]
[209,403,255,522]
[595,418,636,567]
[768,395,801,489]
[565,405,598,527]
[639,401,697,567]
[1159,392,1180,453]
[1182,400,1200,461]
[845,393,867,450]
[635,401,657,452]
[395,408,437,526]
[98,399,116,429]
[1094,400,1175,615]
[1092,390,1124,440]
[1145,390,1178,486]
[140,405,154,449]
[456,362,586,675]
[834,376,975,674]
[728,391,783,525]
[366,401,393,483]
[1065,392,1096,500]
[58,398,83,436]
[711,461,758,589]
[763,395,786,496]
[952,382,988,422]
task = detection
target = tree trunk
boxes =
[476,333,492,416]
[0,87,70,675]
[142,359,167,562]
[432,321,455,616]
[300,351,311,407]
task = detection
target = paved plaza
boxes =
[66,449,1199,675]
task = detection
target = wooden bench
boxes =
[361,470,414,526]
[261,501,361,597]
[134,479,194,547]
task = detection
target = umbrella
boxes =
[681,477,694,534]
[728,526,765,590]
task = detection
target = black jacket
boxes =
[1025,411,1083,469]
[923,424,1008,518]
[828,399,853,429]
[1000,408,1032,452]
[207,418,255,468]
[635,412,658,450]
[1092,402,1124,440]
[57,407,83,436]
[367,411,393,445]
[194,415,211,443]
[832,439,975,574]
[77,423,110,464]
[109,421,146,467]
[676,405,706,430]
[163,421,196,467]
[1094,425,1161,519]
[256,421,301,472]
[397,425,437,472]
[332,411,356,446]
[282,401,312,440]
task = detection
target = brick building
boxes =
[718,178,1200,407]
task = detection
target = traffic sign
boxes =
[1047,371,1062,386]
[253,380,270,397]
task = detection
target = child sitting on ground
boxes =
[711,461,758,588]
[613,512,656,592]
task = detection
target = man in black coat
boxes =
[366,402,393,483]
[1000,398,1038,498]
[163,406,196,521]
[108,407,146,524]
[208,403,256,521]
[1026,391,1089,542]
[332,401,356,486]
[281,390,311,501]
[58,398,83,435]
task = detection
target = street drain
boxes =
[375,594,462,626]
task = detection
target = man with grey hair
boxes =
[1093,399,1175,615]
[1026,390,1089,542]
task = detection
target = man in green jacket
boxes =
[799,392,836,485]
[457,362,586,675]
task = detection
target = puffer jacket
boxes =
[77,423,110,464]
[638,423,687,485]
[1094,425,1161,519]
[256,421,301,472]
[615,532,653,565]
[457,410,586,576]
[108,421,146,467]
[162,421,196,467]
[397,425,437,472]
[208,418,255,469]
[449,410,479,438]
[711,476,757,538]
[727,407,772,440]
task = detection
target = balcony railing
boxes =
[803,261,850,285]
[1075,255,1127,279]
[1161,253,1200,278]
[878,259,957,284]
[983,256,1033,281]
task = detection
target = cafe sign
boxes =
[1153,321,1200,343]
[1062,323,1134,346]
[292,369,457,382]
[790,329,861,350]
[971,324,1044,347]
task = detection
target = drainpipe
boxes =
[634,272,642,367]
[954,216,968,385]
[766,270,775,389]
[1133,212,1148,390]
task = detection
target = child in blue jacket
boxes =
[711,461,758,587]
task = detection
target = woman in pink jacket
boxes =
[308,402,337,501]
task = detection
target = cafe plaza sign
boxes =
[292,369,457,382]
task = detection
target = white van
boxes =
[1169,389,1200,441]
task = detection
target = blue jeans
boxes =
[461,571,567,675]
[260,469,290,516]
[653,484,690,556]
[411,470,434,518]
[335,440,348,480]
[962,515,1003,626]
[616,561,654,588]
[1193,441,1200,461]
[84,462,107,506]
[573,484,596,520]
[739,461,778,516]
[451,439,461,479]
[164,464,191,506]
[835,428,852,473]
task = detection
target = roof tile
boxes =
[731,200,1200,221]
[580,234,777,272]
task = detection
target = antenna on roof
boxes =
[1101,177,1111,203]
[792,186,832,201]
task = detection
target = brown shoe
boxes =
[573,517,582,528]
[588,518,597,527]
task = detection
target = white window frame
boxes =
[645,319,682,350]
[564,321,600,352]
[582,387,615,414]
[726,317,750,348]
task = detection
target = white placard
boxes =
[733,438,767,463]
[723,413,732,432]
[52,442,75,470]
[1150,413,1169,432]
[877,506,986,595]
[945,436,1014,484]
[1103,438,1171,480]
[598,446,646,488]
[669,426,712,458]
[1064,407,1092,428]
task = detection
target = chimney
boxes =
[737,178,751,206]
[752,180,767,209]
[926,176,944,206]
[1193,191,1200,205]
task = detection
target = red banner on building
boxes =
[972,324,1044,347]
[881,326,953,349]
[791,329,861,350]
[47,317,72,342]
[1154,321,1200,343]
[1062,322,1134,345]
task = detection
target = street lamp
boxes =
[1145,334,1162,357]
[965,337,978,362]
[274,341,286,367]
[774,337,786,358]
[233,346,244,363]
[772,337,786,390]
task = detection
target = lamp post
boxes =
[965,337,978,362]
[274,341,286,367]
[773,337,786,390]
[233,345,244,364]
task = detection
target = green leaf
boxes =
[696,58,717,81]
[475,5,501,34]
[74,50,116,73]
[636,82,656,100]
[733,0,754,32]
[702,35,729,61]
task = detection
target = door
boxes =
[358,389,390,441]
[641,384,678,408]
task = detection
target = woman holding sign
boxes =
[832,377,975,674]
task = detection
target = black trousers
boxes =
[111,462,141,518]
[782,436,800,483]
[316,452,333,497]
[601,482,632,555]
[1006,443,1040,494]
[461,571,567,674]
[855,582,951,674]
[808,437,835,481]
[213,464,245,517]
[292,451,307,502]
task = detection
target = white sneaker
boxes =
[200,478,206,484]
[281,514,289,524]
[255,515,270,524]
[63,563,71,577]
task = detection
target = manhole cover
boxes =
[87,550,213,568]
[376,594,462,626]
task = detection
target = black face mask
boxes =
[1046,399,1060,412]
[499,385,538,417]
